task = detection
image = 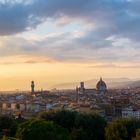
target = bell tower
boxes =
[31,81,35,94]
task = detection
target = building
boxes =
[96,78,107,94]
[122,106,140,118]
[79,82,85,94]
[31,81,35,94]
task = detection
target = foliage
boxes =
[15,114,25,124]
[0,115,17,138]
[37,109,107,140]
[105,118,140,140]
[73,112,106,140]
[16,119,70,140]
[1,110,140,140]
[132,129,140,140]
[37,109,77,131]
[70,128,89,140]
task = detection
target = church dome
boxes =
[96,78,107,91]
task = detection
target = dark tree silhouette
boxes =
[16,119,70,140]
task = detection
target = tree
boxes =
[70,128,88,140]
[73,113,106,140]
[15,114,25,124]
[37,110,107,140]
[0,115,17,138]
[16,120,70,140]
[105,118,140,140]
[132,129,140,140]
[37,109,77,131]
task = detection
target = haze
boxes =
[0,0,140,90]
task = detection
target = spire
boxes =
[100,77,102,81]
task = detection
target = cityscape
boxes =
[0,0,140,140]
[0,78,140,121]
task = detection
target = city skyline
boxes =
[0,0,140,90]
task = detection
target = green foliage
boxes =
[0,115,17,137]
[15,114,25,124]
[73,112,106,140]
[0,111,140,140]
[37,109,77,131]
[16,119,70,140]
[0,135,8,140]
[70,128,89,140]
[105,118,140,140]
[132,129,140,140]
[37,110,107,140]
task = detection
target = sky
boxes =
[0,0,140,90]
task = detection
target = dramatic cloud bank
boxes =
[0,0,139,64]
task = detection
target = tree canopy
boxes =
[0,115,17,138]
[132,129,140,140]
[105,118,140,140]
[37,109,107,140]
[37,109,77,131]
[16,119,70,140]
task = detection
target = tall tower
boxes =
[80,82,85,89]
[31,81,35,94]
[80,81,85,94]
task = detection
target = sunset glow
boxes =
[0,0,140,90]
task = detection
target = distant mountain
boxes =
[125,80,140,88]
[51,78,140,89]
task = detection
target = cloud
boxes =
[89,64,140,69]
[0,0,139,39]
[0,0,140,64]
[0,32,140,64]
[0,54,54,65]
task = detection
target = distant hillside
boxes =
[125,80,140,88]
[51,78,140,89]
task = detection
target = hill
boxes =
[51,78,140,89]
